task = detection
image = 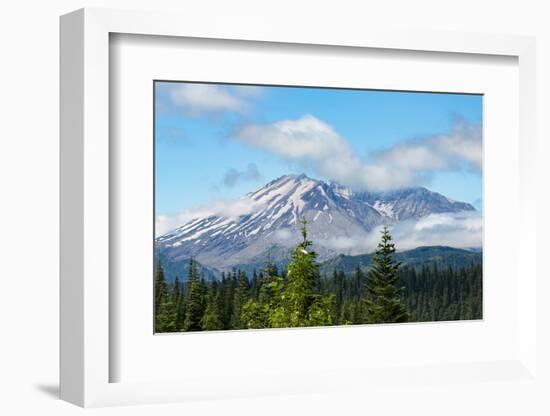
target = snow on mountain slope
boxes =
[156,174,475,271]
[355,187,475,220]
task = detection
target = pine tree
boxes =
[201,279,222,330]
[242,259,283,329]
[219,273,235,329]
[279,218,318,326]
[364,226,409,324]
[271,218,333,327]
[241,256,284,329]
[154,258,177,332]
[173,276,185,330]
[250,269,260,299]
[154,258,167,319]
[183,258,205,331]
[231,270,250,329]
[353,266,365,299]
[259,258,280,305]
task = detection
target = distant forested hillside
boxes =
[320,246,481,275]
[154,224,482,332]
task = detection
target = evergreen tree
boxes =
[231,270,250,329]
[183,258,205,331]
[353,266,365,299]
[154,259,177,332]
[154,258,167,319]
[171,223,482,331]
[332,270,343,323]
[397,262,482,322]
[172,276,185,330]
[250,269,260,299]
[199,274,208,312]
[201,279,222,330]
[308,293,335,326]
[338,299,353,325]
[351,299,365,324]
[219,273,235,329]
[271,218,333,327]
[242,259,283,329]
[364,226,409,324]
[259,258,280,305]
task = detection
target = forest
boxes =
[154,220,482,333]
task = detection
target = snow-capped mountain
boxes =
[354,187,475,220]
[156,174,475,273]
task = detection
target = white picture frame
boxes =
[60,7,537,408]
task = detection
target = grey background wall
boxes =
[1,1,548,414]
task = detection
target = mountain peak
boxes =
[279,172,315,183]
[157,174,475,272]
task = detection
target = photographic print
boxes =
[154,81,482,333]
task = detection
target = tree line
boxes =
[155,221,482,332]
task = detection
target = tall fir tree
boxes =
[220,272,235,329]
[259,259,280,305]
[154,258,167,319]
[353,266,365,300]
[172,276,185,330]
[183,258,205,331]
[364,226,409,324]
[242,258,283,329]
[231,270,250,329]
[250,269,260,299]
[280,218,318,326]
[154,259,177,332]
[201,279,222,330]
[271,218,333,327]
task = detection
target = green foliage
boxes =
[266,219,334,328]
[284,219,321,325]
[183,258,205,331]
[201,279,222,330]
[231,271,250,329]
[220,272,236,329]
[154,258,166,318]
[154,223,481,333]
[400,262,482,322]
[307,294,335,326]
[154,259,177,332]
[241,261,283,329]
[172,276,185,330]
[241,300,270,329]
[364,226,409,324]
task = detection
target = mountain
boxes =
[156,174,476,279]
[156,253,218,282]
[354,188,475,220]
[319,246,482,276]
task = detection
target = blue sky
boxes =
[155,82,482,218]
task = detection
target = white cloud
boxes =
[317,211,482,254]
[222,163,261,188]
[235,114,371,185]
[156,214,186,238]
[372,118,482,177]
[379,211,482,251]
[317,227,385,254]
[156,196,266,236]
[229,85,263,98]
[273,229,293,243]
[234,115,481,191]
[168,83,261,116]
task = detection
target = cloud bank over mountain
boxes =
[234,115,481,191]
[156,174,480,272]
